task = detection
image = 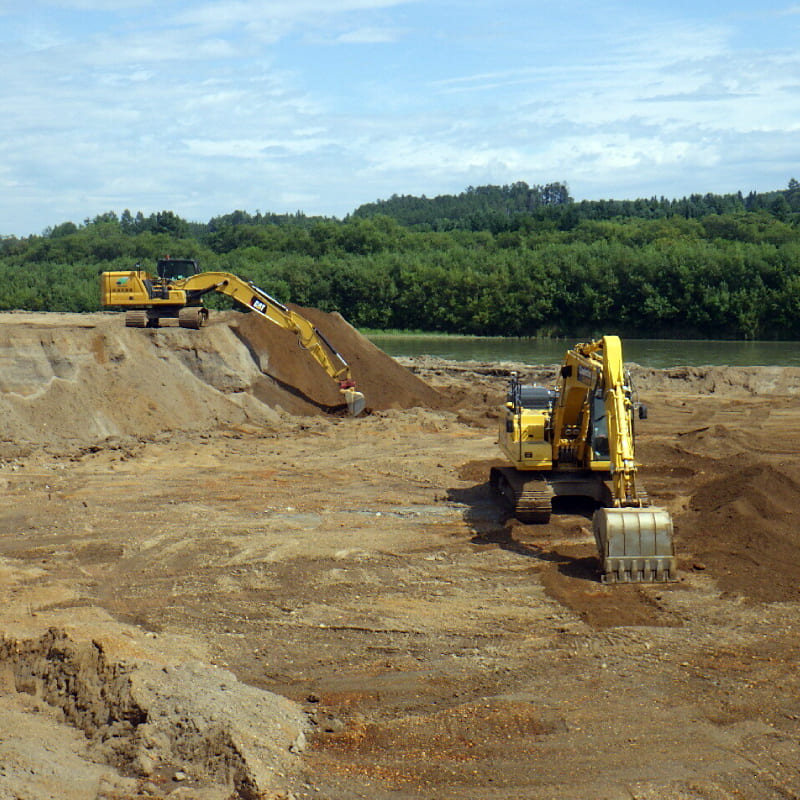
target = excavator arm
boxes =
[590,336,676,582]
[178,272,366,416]
[550,339,611,470]
[549,336,645,502]
[600,336,643,507]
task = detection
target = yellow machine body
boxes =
[101,259,365,416]
[492,335,677,583]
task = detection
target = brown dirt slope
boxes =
[629,391,800,605]
[678,458,800,602]
[0,310,447,454]
[631,363,800,395]
[230,306,446,412]
[0,312,275,451]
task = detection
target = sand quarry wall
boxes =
[0,310,448,453]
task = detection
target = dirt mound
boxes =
[0,311,447,454]
[1,626,307,798]
[0,314,275,453]
[401,357,800,399]
[674,422,764,460]
[631,364,800,395]
[679,461,800,602]
[230,306,446,412]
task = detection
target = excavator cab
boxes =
[589,394,610,461]
[157,258,200,281]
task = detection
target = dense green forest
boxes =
[2,179,800,339]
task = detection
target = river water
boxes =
[366,335,800,368]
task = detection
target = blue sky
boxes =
[1,0,799,236]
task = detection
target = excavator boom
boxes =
[181,272,366,417]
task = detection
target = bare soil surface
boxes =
[1,311,800,799]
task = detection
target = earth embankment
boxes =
[0,310,447,454]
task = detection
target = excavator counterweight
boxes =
[493,336,677,583]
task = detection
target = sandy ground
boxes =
[1,311,800,799]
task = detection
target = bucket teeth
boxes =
[601,559,676,584]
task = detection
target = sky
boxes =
[1,0,799,236]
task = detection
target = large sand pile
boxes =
[0,309,448,453]
[230,305,446,412]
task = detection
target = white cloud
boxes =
[358,135,521,176]
[279,190,321,206]
[334,27,400,44]
[35,0,156,7]
[173,0,419,32]
[0,1,798,234]
[184,134,334,159]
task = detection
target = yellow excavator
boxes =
[100,258,366,416]
[491,335,676,583]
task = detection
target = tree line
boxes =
[1,180,799,339]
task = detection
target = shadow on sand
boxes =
[447,479,601,582]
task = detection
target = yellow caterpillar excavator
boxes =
[100,258,366,416]
[491,335,676,583]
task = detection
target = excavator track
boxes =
[178,306,208,329]
[125,309,149,328]
[490,467,553,523]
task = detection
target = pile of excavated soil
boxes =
[675,456,800,603]
[0,625,307,799]
[230,306,447,412]
[400,355,800,398]
[0,310,448,454]
[630,363,800,395]
[0,313,270,452]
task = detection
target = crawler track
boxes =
[490,466,553,523]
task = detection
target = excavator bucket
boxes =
[593,507,677,584]
[343,388,366,417]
